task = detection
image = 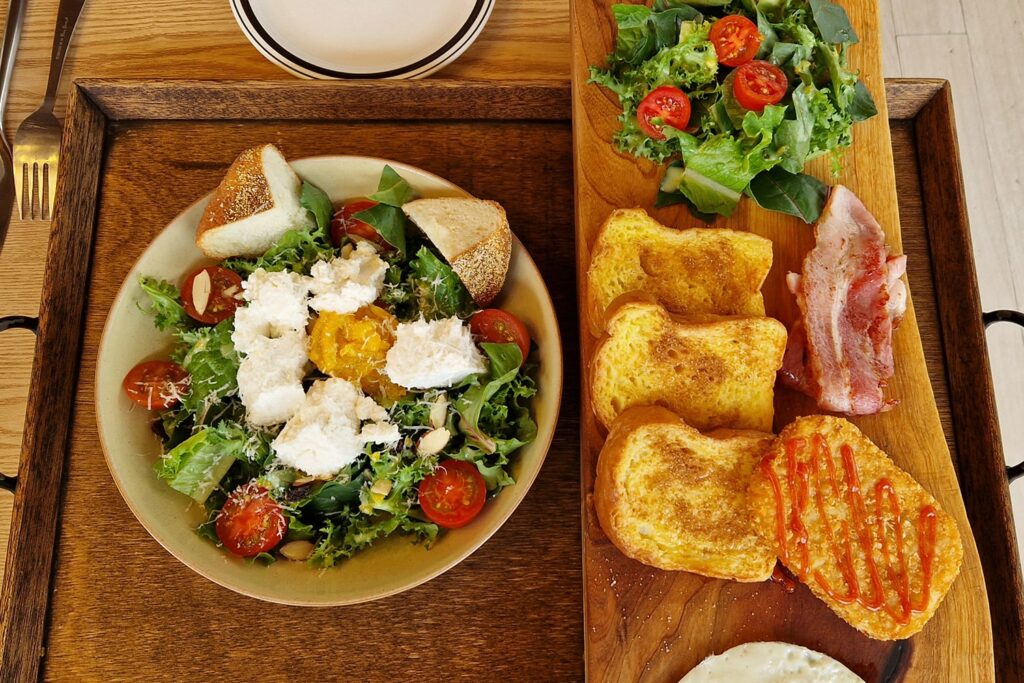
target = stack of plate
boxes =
[230,0,495,80]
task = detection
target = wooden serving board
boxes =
[571,4,1001,683]
[0,78,1019,682]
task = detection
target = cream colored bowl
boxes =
[96,156,562,605]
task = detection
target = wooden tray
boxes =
[571,3,1018,681]
[0,78,1018,682]
[0,80,582,681]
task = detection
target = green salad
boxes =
[127,165,537,567]
[590,0,877,221]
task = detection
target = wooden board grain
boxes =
[571,3,996,681]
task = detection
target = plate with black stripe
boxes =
[230,0,495,80]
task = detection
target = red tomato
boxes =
[733,60,788,111]
[636,86,692,140]
[470,309,531,361]
[330,198,392,251]
[181,266,243,324]
[122,360,190,410]
[215,482,287,557]
[709,15,762,67]
[418,459,487,529]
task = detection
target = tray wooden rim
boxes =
[0,78,1018,681]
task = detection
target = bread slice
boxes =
[590,301,787,432]
[402,198,511,306]
[587,209,772,335]
[196,144,312,259]
[595,405,776,581]
[748,415,963,640]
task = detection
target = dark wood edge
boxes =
[900,80,1024,679]
[74,79,573,121]
[0,84,107,683]
[883,79,946,120]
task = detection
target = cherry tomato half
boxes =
[215,482,287,557]
[418,459,487,529]
[470,309,531,362]
[709,15,762,67]
[181,265,243,324]
[330,198,392,251]
[636,86,692,141]
[122,360,190,410]
[733,60,788,111]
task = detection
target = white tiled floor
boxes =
[880,0,1024,570]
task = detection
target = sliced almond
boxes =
[279,540,315,561]
[191,268,212,316]
[292,475,316,487]
[429,395,448,430]
[370,479,393,496]
[416,427,451,456]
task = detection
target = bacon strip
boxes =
[779,186,907,415]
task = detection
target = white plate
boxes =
[96,156,563,605]
[230,0,495,80]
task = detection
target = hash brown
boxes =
[748,415,963,640]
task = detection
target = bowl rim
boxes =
[95,154,563,605]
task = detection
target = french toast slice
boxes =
[594,406,776,581]
[586,209,772,336]
[590,301,786,432]
[748,415,963,640]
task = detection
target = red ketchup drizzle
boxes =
[761,435,939,626]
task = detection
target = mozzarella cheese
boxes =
[232,267,312,425]
[232,268,311,353]
[235,331,308,426]
[385,316,486,389]
[679,642,864,683]
[272,378,400,477]
[308,241,388,314]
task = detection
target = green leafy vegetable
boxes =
[369,164,417,207]
[300,180,333,231]
[155,422,265,503]
[174,318,240,420]
[747,166,828,222]
[590,0,877,218]
[455,343,537,459]
[223,224,336,277]
[408,247,474,320]
[809,0,858,44]
[139,277,188,332]
[353,203,408,255]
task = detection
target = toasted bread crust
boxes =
[449,205,511,306]
[590,301,786,432]
[586,209,772,337]
[748,416,963,639]
[196,145,275,241]
[595,406,775,580]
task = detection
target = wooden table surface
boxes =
[0,0,570,578]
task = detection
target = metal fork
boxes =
[13,0,87,221]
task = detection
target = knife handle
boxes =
[0,0,28,125]
[42,0,88,111]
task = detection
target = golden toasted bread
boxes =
[590,301,786,432]
[586,209,772,335]
[748,415,963,640]
[595,406,776,581]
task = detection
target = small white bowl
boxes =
[95,156,563,605]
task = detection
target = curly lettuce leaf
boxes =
[174,318,239,420]
[138,277,188,332]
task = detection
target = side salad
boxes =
[124,166,538,567]
[590,0,877,222]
